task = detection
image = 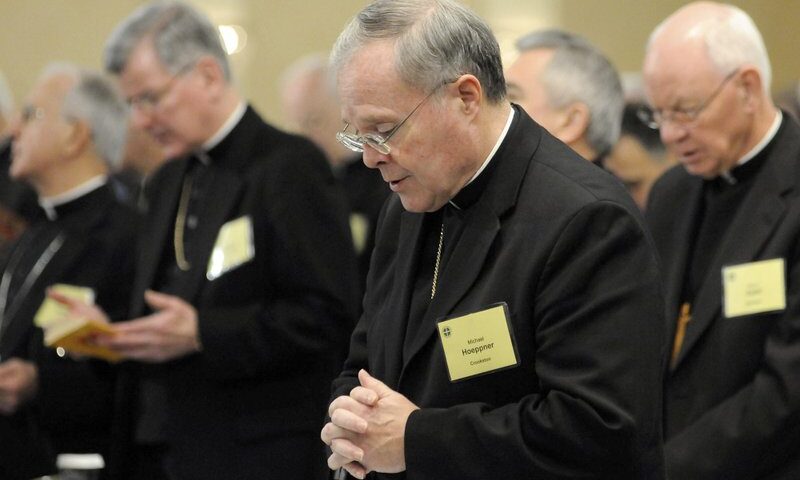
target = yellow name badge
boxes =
[436,303,519,382]
[722,258,786,318]
[206,216,255,281]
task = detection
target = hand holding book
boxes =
[35,284,121,362]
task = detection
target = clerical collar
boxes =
[719,111,783,185]
[201,101,247,153]
[39,175,107,220]
[449,107,515,210]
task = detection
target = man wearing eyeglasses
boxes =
[321,1,666,479]
[642,3,800,479]
[58,2,361,480]
[0,63,137,480]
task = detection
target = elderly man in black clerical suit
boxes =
[642,3,800,479]
[320,1,666,479]
[54,2,360,480]
[0,63,137,480]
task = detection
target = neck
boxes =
[750,104,780,148]
[569,138,599,162]
[473,103,513,171]
[34,155,108,197]
[201,89,242,143]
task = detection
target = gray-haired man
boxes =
[60,2,361,479]
[321,1,665,479]
[505,29,624,165]
[0,63,137,480]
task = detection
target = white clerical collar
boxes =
[39,175,107,220]
[719,111,782,184]
[202,101,246,153]
[449,107,515,209]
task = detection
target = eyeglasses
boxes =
[637,68,740,129]
[336,80,453,155]
[19,105,45,124]
[128,63,194,114]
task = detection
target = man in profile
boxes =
[321,1,665,479]
[280,54,388,290]
[505,29,624,165]
[0,63,137,480]
[59,2,361,479]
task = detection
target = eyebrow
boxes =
[344,113,397,131]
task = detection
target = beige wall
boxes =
[1,0,798,129]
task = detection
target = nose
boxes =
[658,119,688,146]
[361,145,388,169]
[8,111,23,139]
[130,105,154,131]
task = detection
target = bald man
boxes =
[643,2,800,478]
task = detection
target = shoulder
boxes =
[522,135,641,224]
[647,163,692,213]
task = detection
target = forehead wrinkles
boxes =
[337,41,420,124]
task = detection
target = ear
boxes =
[556,102,590,145]
[452,74,483,117]
[736,67,764,113]
[193,55,227,97]
[61,119,91,159]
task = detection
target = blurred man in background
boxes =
[0,63,137,480]
[280,54,388,291]
[505,29,623,165]
[605,102,674,210]
[84,2,360,479]
[643,2,800,478]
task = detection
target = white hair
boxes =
[42,63,129,169]
[648,4,771,94]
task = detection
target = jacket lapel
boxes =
[178,165,244,302]
[398,205,500,381]
[398,105,536,381]
[662,177,703,367]
[131,161,188,316]
[0,232,82,358]
[377,210,423,388]
[673,121,795,368]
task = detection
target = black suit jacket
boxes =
[109,106,360,480]
[0,183,138,480]
[336,155,390,295]
[332,107,666,479]
[646,115,800,479]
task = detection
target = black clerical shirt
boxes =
[402,153,501,362]
[683,145,772,303]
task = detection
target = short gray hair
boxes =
[516,29,623,156]
[104,1,230,80]
[44,63,129,169]
[331,0,506,103]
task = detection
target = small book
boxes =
[34,284,121,362]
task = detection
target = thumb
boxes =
[143,289,176,312]
[358,369,392,397]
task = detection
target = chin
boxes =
[683,162,715,179]
[162,144,190,160]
